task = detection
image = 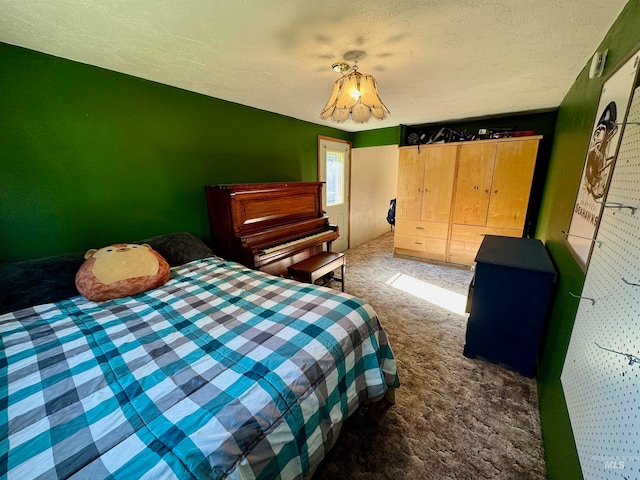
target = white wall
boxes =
[349,145,398,249]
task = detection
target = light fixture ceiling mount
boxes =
[320,50,389,125]
[342,50,367,62]
[331,62,350,73]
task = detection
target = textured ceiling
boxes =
[0,0,629,132]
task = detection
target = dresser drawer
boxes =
[451,224,521,243]
[396,220,449,239]
[448,240,481,266]
[395,233,428,252]
[395,233,447,259]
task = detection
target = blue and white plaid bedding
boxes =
[0,257,399,479]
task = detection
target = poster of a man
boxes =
[566,53,639,270]
[585,102,618,200]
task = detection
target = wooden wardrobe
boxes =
[394,136,542,266]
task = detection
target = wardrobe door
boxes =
[452,142,497,226]
[396,147,425,221]
[421,144,458,223]
[486,139,539,230]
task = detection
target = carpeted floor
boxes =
[313,232,546,480]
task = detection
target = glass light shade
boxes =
[320,70,390,124]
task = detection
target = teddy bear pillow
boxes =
[75,243,170,301]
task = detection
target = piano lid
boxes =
[205,182,325,236]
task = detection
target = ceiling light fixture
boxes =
[320,51,389,124]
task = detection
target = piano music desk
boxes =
[287,252,345,292]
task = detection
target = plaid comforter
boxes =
[0,257,399,480]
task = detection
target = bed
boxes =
[0,233,399,479]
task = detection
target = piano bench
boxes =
[287,252,345,292]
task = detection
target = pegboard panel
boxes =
[561,86,640,480]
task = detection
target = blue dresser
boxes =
[463,235,556,377]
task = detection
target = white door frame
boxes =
[318,135,351,252]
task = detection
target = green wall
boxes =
[535,1,640,478]
[0,42,349,262]
[351,126,401,148]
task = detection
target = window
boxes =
[326,150,345,206]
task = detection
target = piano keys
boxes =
[205,182,339,276]
[259,230,333,255]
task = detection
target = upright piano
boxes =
[205,182,339,276]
